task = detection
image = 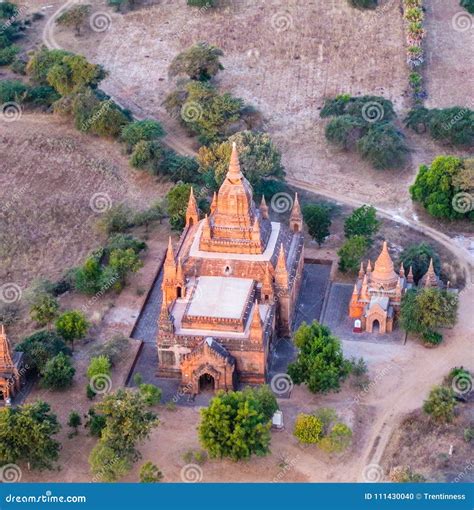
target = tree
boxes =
[55,310,89,351]
[302,204,332,246]
[348,0,378,8]
[164,80,244,144]
[89,443,131,482]
[139,461,163,482]
[423,386,457,423]
[0,79,28,103]
[29,293,59,329]
[68,411,82,435]
[461,0,474,14]
[130,141,163,171]
[197,131,285,188]
[46,54,105,96]
[325,115,366,150]
[15,330,71,372]
[87,355,112,380]
[400,288,459,344]
[26,48,72,84]
[94,389,158,458]
[410,156,473,220]
[97,204,133,235]
[198,388,274,460]
[287,321,351,394]
[293,414,323,444]
[399,243,441,283]
[318,422,353,453]
[0,401,61,470]
[166,182,193,231]
[187,0,216,7]
[356,122,408,170]
[169,42,223,81]
[73,256,103,295]
[41,352,75,389]
[337,235,368,273]
[344,205,379,242]
[56,5,91,36]
[108,248,143,288]
[121,119,165,151]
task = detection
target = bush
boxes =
[0,44,19,65]
[160,150,201,183]
[461,0,474,14]
[87,355,112,380]
[85,409,106,437]
[357,122,408,170]
[41,352,75,389]
[399,243,441,283]
[325,115,365,150]
[166,182,193,231]
[121,119,165,150]
[423,386,457,423]
[25,85,60,106]
[97,204,134,235]
[55,310,89,351]
[139,461,163,483]
[187,0,216,7]
[68,411,82,434]
[73,256,103,295]
[130,140,163,170]
[319,422,352,453]
[139,384,162,406]
[348,0,378,8]
[337,235,368,273]
[56,5,91,36]
[89,443,131,482]
[16,330,71,372]
[169,42,223,81]
[293,414,323,444]
[0,79,28,103]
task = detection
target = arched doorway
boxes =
[372,319,380,333]
[199,373,215,392]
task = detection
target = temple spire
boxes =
[0,325,14,372]
[210,192,218,214]
[358,261,365,279]
[249,301,263,342]
[227,142,243,183]
[422,258,439,288]
[407,265,414,284]
[165,237,175,265]
[274,243,289,288]
[290,192,303,232]
[260,195,269,220]
[399,263,405,278]
[185,187,199,227]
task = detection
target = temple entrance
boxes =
[199,373,215,392]
[372,319,380,332]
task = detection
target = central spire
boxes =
[227,142,243,183]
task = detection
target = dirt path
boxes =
[36,0,474,483]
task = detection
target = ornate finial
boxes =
[210,191,218,214]
[227,142,243,183]
[260,195,269,219]
[407,265,414,284]
[399,263,405,277]
[358,261,365,279]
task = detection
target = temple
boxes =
[0,325,21,405]
[349,241,442,334]
[157,143,304,394]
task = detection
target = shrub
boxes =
[461,0,474,14]
[68,411,82,434]
[139,461,163,483]
[160,150,201,183]
[73,256,103,295]
[0,44,19,65]
[56,5,91,36]
[423,386,457,423]
[325,115,365,150]
[97,204,134,235]
[293,414,323,444]
[87,355,112,380]
[25,85,60,106]
[121,119,165,150]
[166,182,193,231]
[55,310,89,351]
[85,409,106,437]
[130,140,163,170]
[139,384,162,406]
[319,422,353,453]
[187,0,216,7]
[344,205,379,242]
[348,0,378,8]
[41,352,75,389]
[337,235,368,273]
[0,79,28,103]
[29,293,59,328]
[399,243,441,283]
[89,443,131,482]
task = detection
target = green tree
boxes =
[26,48,72,84]
[337,235,368,273]
[399,243,441,283]
[199,388,274,460]
[293,414,324,444]
[0,79,28,103]
[29,293,59,329]
[302,204,332,246]
[46,54,105,96]
[197,131,285,188]
[166,182,192,231]
[73,256,103,295]
[139,461,163,482]
[89,443,131,482]
[325,115,366,150]
[410,156,473,220]
[121,119,165,151]
[0,401,61,470]
[56,5,91,36]
[169,42,223,81]
[288,321,351,393]
[423,386,457,423]
[55,310,89,351]
[130,140,163,171]
[348,0,378,8]
[344,205,379,242]
[187,0,216,7]
[461,0,474,14]
[139,384,162,406]
[319,422,353,453]
[68,411,82,435]
[108,248,143,287]
[96,204,133,235]
[41,352,75,389]
[15,330,71,372]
